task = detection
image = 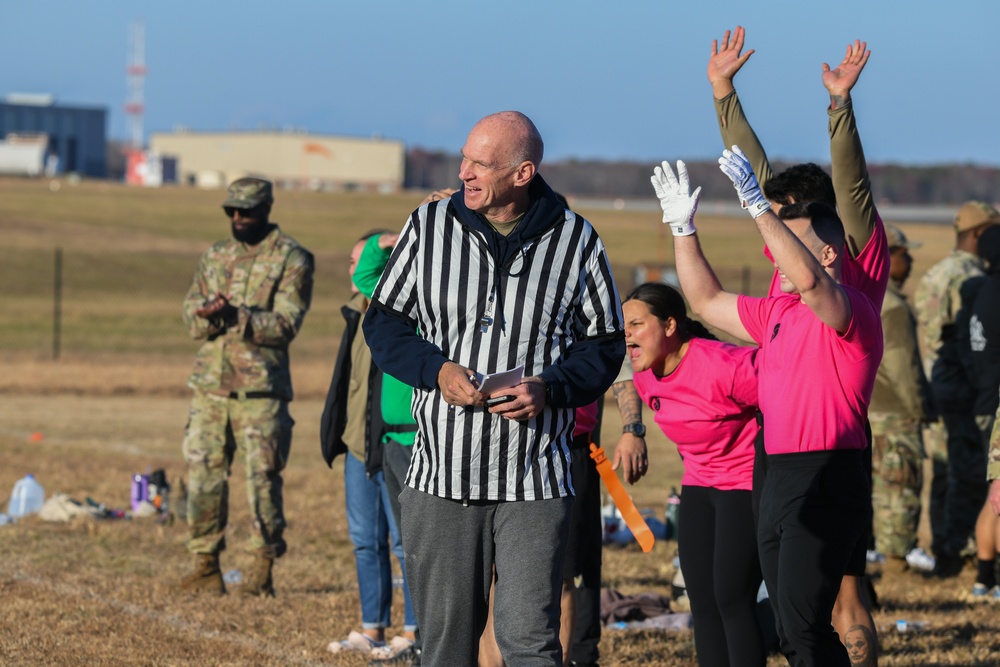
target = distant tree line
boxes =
[405,148,1000,205]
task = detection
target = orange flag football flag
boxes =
[590,443,655,553]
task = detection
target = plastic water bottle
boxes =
[131,473,149,513]
[895,619,927,633]
[665,488,681,539]
[8,474,45,518]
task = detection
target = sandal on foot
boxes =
[327,630,386,654]
[369,636,415,660]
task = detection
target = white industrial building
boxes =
[149,130,405,192]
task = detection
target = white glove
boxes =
[651,160,702,236]
[718,146,771,219]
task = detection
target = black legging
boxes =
[757,450,870,667]
[678,485,766,667]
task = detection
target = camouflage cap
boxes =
[954,200,1000,233]
[886,225,922,250]
[222,177,274,210]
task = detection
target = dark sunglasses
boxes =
[224,204,261,218]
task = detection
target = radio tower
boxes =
[125,20,146,151]
[124,20,147,184]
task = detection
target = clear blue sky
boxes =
[2,0,995,166]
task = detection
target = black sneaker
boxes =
[368,646,420,666]
[928,552,965,578]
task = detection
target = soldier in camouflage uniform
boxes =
[988,395,1000,512]
[914,201,999,576]
[179,177,314,596]
[869,226,934,567]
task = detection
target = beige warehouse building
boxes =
[149,130,405,192]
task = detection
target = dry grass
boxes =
[0,178,993,665]
[3,393,1000,666]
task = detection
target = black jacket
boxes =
[319,302,386,473]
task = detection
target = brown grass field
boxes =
[1,177,998,666]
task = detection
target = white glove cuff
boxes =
[667,219,697,236]
[744,199,771,219]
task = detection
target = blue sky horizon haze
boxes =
[2,0,996,167]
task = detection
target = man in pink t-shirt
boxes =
[652,150,882,666]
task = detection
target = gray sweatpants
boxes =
[399,486,572,667]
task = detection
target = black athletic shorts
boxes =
[564,432,602,583]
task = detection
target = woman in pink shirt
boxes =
[624,282,765,667]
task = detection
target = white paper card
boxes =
[475,365,524,394]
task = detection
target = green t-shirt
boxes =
[353,234,417,446]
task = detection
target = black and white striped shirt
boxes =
[367,184,624,501]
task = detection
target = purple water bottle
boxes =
[131,473,149,512]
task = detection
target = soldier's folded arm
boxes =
[242,248,315,346]
[182,271,225,340]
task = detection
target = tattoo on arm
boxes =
[612,381,642,425]
[830,93,848,110]
[843,624,877,667]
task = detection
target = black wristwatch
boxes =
[543,380,554,405]
[623,423,646,438]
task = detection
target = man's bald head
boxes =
[473,111,544,168]
[459,111,543,221]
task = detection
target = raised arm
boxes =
[720,147,853,333]
[708,26,773,188]
[823,39,876,257]
[353,233,398,299]
[651,159,751,342]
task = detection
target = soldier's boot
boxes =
[179,553,226,595]
[239,552,275,598]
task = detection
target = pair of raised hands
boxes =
[651,146,770,236]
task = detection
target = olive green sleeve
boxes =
[714,90,773,189]
[829,101,877,257]
[242,246,314,347]
[182,255,225,340]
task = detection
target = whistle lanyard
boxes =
[480,286,496,334]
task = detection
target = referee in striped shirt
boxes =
[364,111,625,666]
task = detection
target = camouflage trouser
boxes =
[932,408,988,556]
[182,391,294,558]
[922,420,948,554]
[870,414,924,558]
[990,411,1000,481]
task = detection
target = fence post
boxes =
[53,247,62,360]
[741,265,751,295]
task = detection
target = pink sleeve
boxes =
[729,347,759,409]
[737,295,769,345]
[839,288,883,356]
[837,213,890,308]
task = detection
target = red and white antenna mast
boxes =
[125,20,146,151]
